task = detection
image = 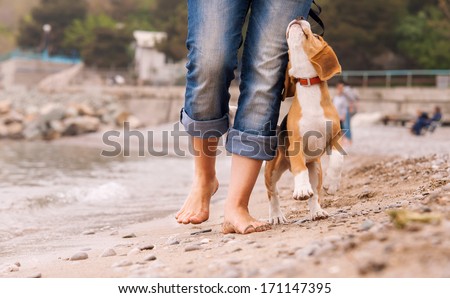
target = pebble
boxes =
[29,273,42,278]
[4,264,20,272]
[144,255,157,262]
[14,262,21,267]
[359,232,375,241]
[295,245,319,259]
[110,231,119,236]
[296,218,310,224]
[228,259,242,265]
[81,248,92,251]
[222,267,241,278]
[185,245,202,252]
[360,220,375,231]
[428,190,442,200]
[166,237,180,245]
[70,252,89,261]
[127,248,141,256]
[357,188,376,200]
[122,233,137,239]
[82,230,96,235]
[328,266,341,274]
[190,229,212,236]
[100,248,117,258]
[443,183,450,191]
[412,195,424,200]
[112,260,133,268]
[200,238,210,244]
[431,174,444,180]
[323,235,342,243]
[139,244,155,251]
[358,260,387,275]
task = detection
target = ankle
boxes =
[224,202,248,214]
[194,173,217,184]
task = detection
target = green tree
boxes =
[17,0,87,54]
[81,27,133,68]
[319,0,406,70]
[153,1,188,61]
[63,14,116,52]
[396,6,450,69]
[64,14,133,67]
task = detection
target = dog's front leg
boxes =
[288,138,314,201]
[323,127,344,195]
[307,160,329,220]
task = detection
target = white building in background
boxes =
[133,30,186,85]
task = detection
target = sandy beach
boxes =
[1,124,449,278]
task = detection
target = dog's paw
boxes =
[269,213,288,225]
[310,208,329,221]
[269,207,288,225]
[293,183,314,201]
[323,178,339,195]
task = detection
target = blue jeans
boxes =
[181,0,313,160]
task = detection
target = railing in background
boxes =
[0,49,82,65]
[330,69,450,88]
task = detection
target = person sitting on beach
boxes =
[411,110,429,136]
[428,106,442,133]
[176,0,316,234]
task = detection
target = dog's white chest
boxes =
[297,84,328,159]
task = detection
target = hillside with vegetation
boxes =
[1,0,449,69]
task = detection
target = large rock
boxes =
[63,116,100,136]
[22,122,43,140]
[0,124,8,138]
[77,103,96,117]
[3,110,24,125]
[6,122,24,139]
[115,111,130,126]
[127,115,143,129]
[0,100,11,114]
[40,104,66,122]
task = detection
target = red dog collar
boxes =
[296,76,322,86]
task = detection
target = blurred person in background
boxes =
[333,80,357,145]
[411,110,430,136]
[428,106,442,133]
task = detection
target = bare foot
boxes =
[176,177,219,224]
[222,206,271,234]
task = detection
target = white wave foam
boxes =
[65,182,130,204]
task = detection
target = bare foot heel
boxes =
[223,207,271,234]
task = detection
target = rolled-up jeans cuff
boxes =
[180,108,229,138]
[225,128,278,161]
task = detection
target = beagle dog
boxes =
[265,18,344,224]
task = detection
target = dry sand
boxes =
[1,125,449,278]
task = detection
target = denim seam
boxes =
[180,108,229,139]
[225,127,278,160]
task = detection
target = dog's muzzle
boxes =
[286,17,310,39]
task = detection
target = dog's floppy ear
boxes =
[303,34,341,81]
[282,61,296,101]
